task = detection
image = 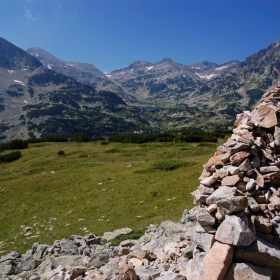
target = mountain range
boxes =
[0,36,280,141]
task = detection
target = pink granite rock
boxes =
[249,104,277,128]
[193,241,234,280]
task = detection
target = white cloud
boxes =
[24,7,37,21]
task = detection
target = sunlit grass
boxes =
[0,139,222,256]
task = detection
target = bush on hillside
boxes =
[74,132,90,143]
[152,160,187,171]
[0,151,21,163]
[0,139,28,151]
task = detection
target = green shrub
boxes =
[0,151,21,163]
[105,148,120,153]
[152,160,187,171]
[57,150,65,155]
[74,132,90,143]
[100,140,109,145]
[6,139,28,150]
[79,153,88,158]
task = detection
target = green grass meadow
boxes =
[0,140,221,256]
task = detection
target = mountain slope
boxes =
[0,38,151,142]
[26,47,116,91]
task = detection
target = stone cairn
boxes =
[2,86,280,280]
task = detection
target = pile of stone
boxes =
[191,85,280,278]
[2,85,280,280]
[0,221,196,280]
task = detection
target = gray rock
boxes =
[216,196,248,216]
[60,238,78,255]
[260,166,280,173]
[70,265,86,279]
[88,250,114,268]
[248,197,260,213]
[227,142,250,154]
[206,186,237,205]
[215,215,255,246]
[17,254,42,272]
[272,216,280,223]
[47,264,65,279]
[234,237,280,267]
[197,207,215,226]
[86,236,101,245]
[180,208,198,225]
[156,271,187,280]
[52,255,84,267]
[32,244,49,259]
[182,244,195,259]
[251,157,261,168]
[103,227,133,241]
[0,260,18,275]
[192,232,215,253]
[35,257,59,278]
[197,185,214,195]
[0,251,21,263]
[246,178,256,191]
[135,267,161,280]
[138,221,191,252]
[221,152,231,163]
[185,252,205,280]
[225,262,272,280]
[238,158,252,171]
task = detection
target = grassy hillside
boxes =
[0,139,222,256]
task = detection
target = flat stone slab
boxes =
[234,237,280,268]
[192,241,234,280]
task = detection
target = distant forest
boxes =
[0,129,230,149]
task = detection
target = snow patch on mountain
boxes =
[14,80,25,85]
[145,66,154,71]
[195,73,216,80]
[216,65,228,71]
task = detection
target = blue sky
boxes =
[1,0,280,73]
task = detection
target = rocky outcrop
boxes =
[3,85,280,279]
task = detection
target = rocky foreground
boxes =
[3,85,280,279]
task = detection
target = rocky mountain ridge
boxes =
[2,37,280,141]
[25,37,280,135]
[0,37,154,142]
[26,47,115,91]
[2,85,280,279]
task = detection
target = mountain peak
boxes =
[0,37,42,70]
[160,58,174,63]
[127,61,153,68]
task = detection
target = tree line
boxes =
[108,130,229,144]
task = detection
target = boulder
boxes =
[215,215,255,246]
[197,207,215,226]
